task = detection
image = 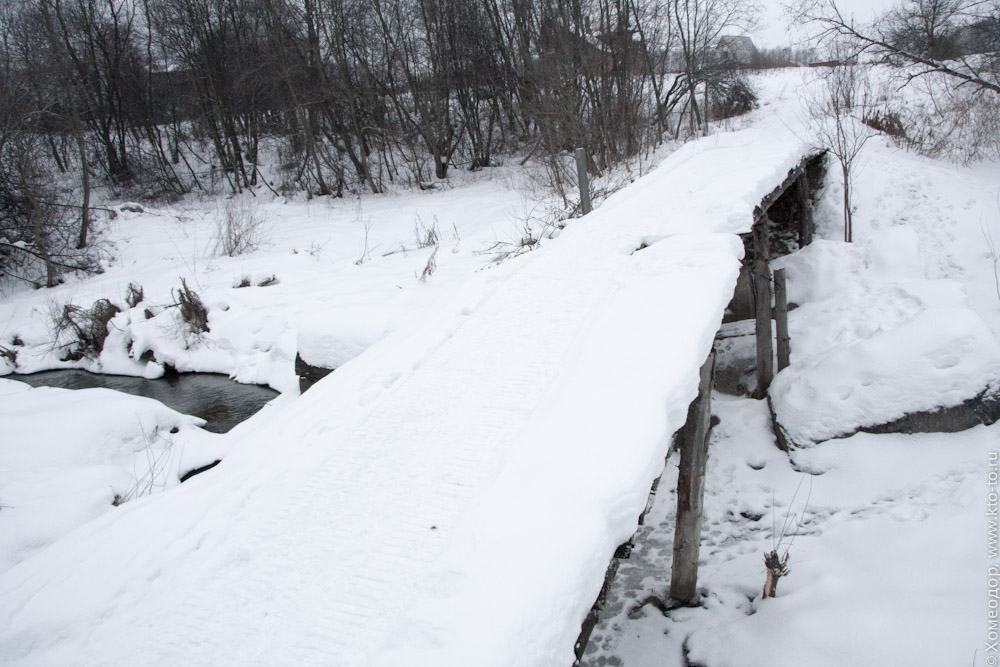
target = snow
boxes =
[584,394,995,667]
[0,380,214,574]
[771,306,1000,445]
[770,117,1000,444]
[1,67,998,667]
[583,69,1000,667]
[296,310,394,369]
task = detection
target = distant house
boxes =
[717,35,758,66]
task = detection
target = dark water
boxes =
[8,369,279,434]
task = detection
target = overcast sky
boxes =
[752,0,899,48]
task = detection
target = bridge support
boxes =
[669,350,716,605]
[796,171,814,247]
[774,268,790,371]
[753,220,774,398]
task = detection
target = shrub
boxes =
[50,298,121,360]
[213,197,269,257]
[125,282,144,308]
[172,278,209,334]
[708,74,758,121]
[863,109,907,140]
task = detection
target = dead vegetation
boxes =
[49,298,122,360]
[0,344,15,365]
[213,197,269,257]
[124,282,144,308]
[172,278,209,334]
[111,425,175,506]
[419,246,439,282]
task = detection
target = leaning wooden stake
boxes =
[774,268,790,372]
[753,220,774,398]
[670,350,716,605]
[575,147,592,215]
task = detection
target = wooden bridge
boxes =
[0,120,817,667]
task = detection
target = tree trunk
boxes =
[842,163,852,243]
[76,131,91,249]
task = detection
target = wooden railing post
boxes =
[670,350,716,605]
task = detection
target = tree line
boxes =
[1,0,766,286]
[7,0,997,288]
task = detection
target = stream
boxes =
[8,369,279,434]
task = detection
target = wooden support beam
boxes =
[670,350,716,605]
[774,268,790,372]
[753,221,774,398]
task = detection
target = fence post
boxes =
[575,147,592,215]
[774,268,790,372]
[670,350,716,605]
[753,220,774,397]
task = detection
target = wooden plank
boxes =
[753,221,774,397]
[669,350,716,605]
[753,152,825,225]
[753,157,805,223]
[774,267,790,371]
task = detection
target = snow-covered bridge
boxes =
[0,118,809,667]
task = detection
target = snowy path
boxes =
[0,117,808,666]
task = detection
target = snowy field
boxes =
[1,69,998,666]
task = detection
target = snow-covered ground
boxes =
[584,71,1000,666]
[1,68,997,666]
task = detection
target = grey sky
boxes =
[752,0,899,48]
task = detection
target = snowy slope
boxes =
[771,135,1000,445]
[0,99,809,665]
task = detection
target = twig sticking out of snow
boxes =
[762,476,812,598]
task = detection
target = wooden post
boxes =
[575,147,592,215]
[796,172,813,247]
[670,350,715,605]
[774,268,790,372]
[753,220,774,398]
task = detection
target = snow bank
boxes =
[0,379,212,574]
[770,306,1000,446]
[296,310,395,369]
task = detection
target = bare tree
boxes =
[668,0,760,136]
[805,57,878,243]
[887,0,965,59]
[791,0,1000,95]
[0,0,766,218]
